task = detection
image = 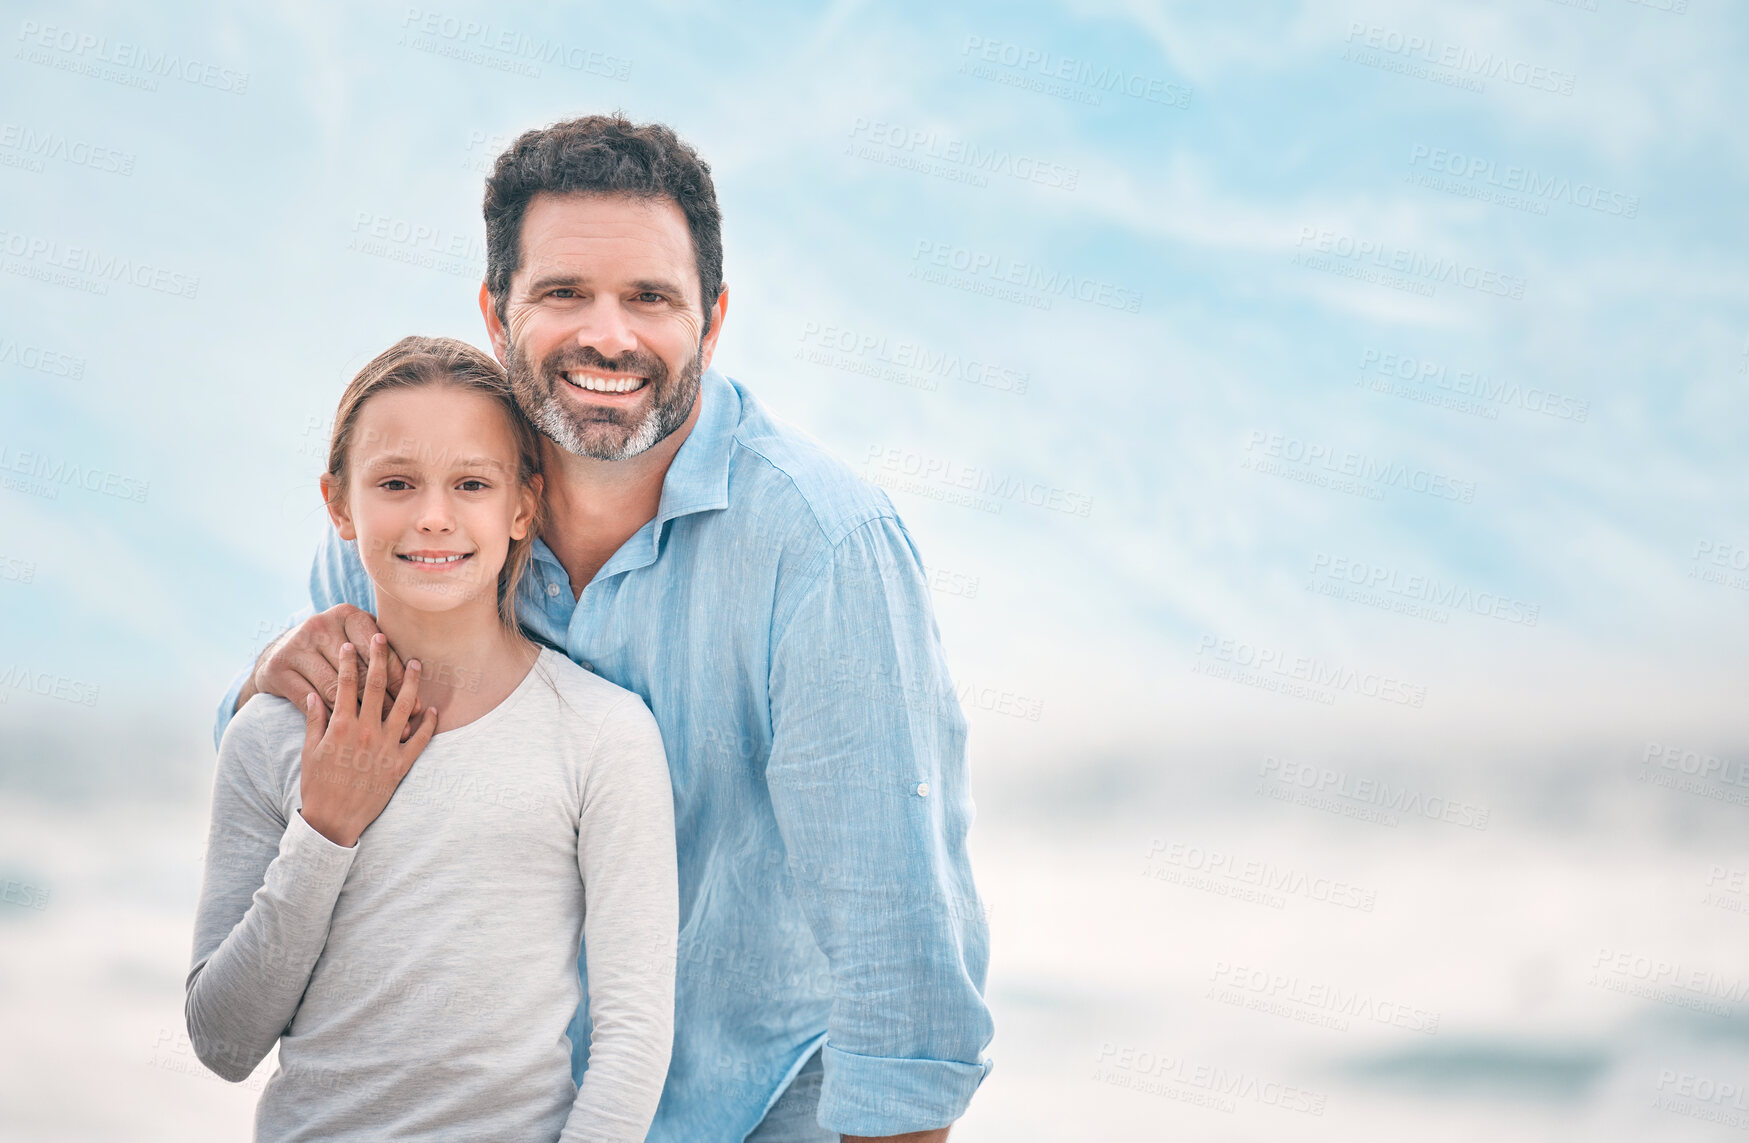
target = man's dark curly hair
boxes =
[482,113,723,336]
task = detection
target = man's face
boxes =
[491,192,720,461]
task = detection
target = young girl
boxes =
[186,336,677,1141]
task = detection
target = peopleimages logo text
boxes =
[1296,228,1525,300]
[1408,145,1637,217]
[1309,551,1541,626]
[398,9,630,78]
[15,21,249,93]
[0,123,135,175]
[863,445,1093,518]
[0,443,150,502]
[798,321,1029,395]
[1343,23,1575,95]
[1358,348,1588,422]
[911,239,1142,314]
[1258,756,1489,829]
[0,228,199,299]
[1244,431,1476,504]
[848,118,1079,189]
[1195,635,1428,708]
[959,35,1191,109]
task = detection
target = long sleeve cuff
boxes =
[282,809,360,865]
[816,1044,993,1136]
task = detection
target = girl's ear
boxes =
[510,472,542,542]
[320,472,357,541]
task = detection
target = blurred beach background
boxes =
[3,0,1747,1138]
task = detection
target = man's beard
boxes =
[506,337,702,461]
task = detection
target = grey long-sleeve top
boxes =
[186,647,678,1142]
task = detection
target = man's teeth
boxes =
[565,372,644,393]
[403,554,468,564]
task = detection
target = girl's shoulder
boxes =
[224,692,309,749]
[522,649,664,761]
[524,651,667,785]
[528,647,650,718]
[216,693,309,793]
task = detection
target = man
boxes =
[214,114,993,1142]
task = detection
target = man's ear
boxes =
[479,281,509,364]
[699,282,730,374]
[320,472,357,541]
[511,473,542,542]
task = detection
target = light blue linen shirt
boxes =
[213,366,994,1139]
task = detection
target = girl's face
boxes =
[322,385,539,617]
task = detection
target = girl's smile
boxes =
[396,549,475,569]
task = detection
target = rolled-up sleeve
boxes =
[210,523,375,751]
[765,515,994,1136]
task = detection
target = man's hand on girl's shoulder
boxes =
[238,604,417,733]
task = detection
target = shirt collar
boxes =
[528,365,740,578]
[655,365,739,523]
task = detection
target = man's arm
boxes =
[766,515,994,1139]
[216,608,309,745]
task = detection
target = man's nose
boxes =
[572,299,638,360]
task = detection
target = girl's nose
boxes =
[416,492,455,533]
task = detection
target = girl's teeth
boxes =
[405,554,466,564]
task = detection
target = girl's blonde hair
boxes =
[324,335,545,637]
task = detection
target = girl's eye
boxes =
[458,479,489,492]
[381,479,412,491]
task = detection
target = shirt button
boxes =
[579,662,593,672]
[545,582,561,597]
[915,782,930,797]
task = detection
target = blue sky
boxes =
[2,0,1745,790]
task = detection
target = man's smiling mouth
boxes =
[562,371,647,394]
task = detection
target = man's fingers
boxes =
[315,641,350,712]
[299,626,351,709]
[340,607,385,655]
[254,627,340,713]
[257,608,412,724]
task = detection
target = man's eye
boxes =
[548,288,578,299]
[635,291,665,304]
